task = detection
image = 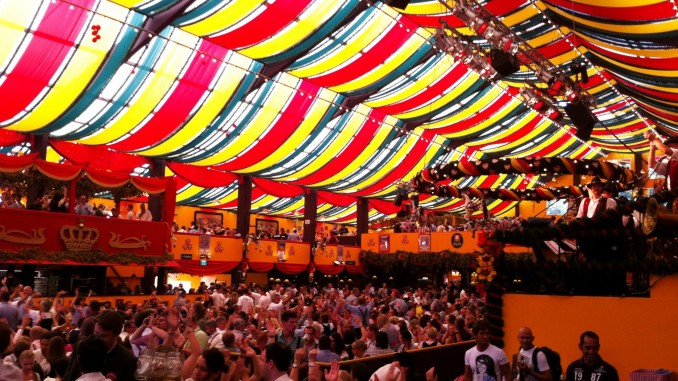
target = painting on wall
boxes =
[256,219,279,236]
[194,211,223,230]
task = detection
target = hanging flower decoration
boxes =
[244,234,262,252]
[475,240,503,283]
[308,262,316,282]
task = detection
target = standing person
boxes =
[565,331,618,381]
[645,131,678,189]
[136,203,152,221]
[0,291,19,331]
[94,311,137,381]
[464,320,510,381]
[73,195,95,216]
[125,204,135,220]
[576,177,617,219]
[513,327,551,381]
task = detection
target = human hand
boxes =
[323,360,340,381]
[294,347,307,364]
[308,348,318,362]
[426,367,437,381]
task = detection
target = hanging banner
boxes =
[199,234,211,259]
[418,234,431,252]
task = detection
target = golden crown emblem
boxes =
[60,220,99,251]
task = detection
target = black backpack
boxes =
[533,346,562,381]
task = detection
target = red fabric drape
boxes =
[131,176,167,195]
[275,263,308,274]
[0,153,38,172]
[249,262,275,273]
[0,130,29,147]
[173,260,240,276]
[253,178,304,198]
[86,167,130,188]
[345,265,364,275]
[369,199,403,215]
[35,160,83,181]
[315,264,344,275]
[318,190,355,207]
[49,140,150,173]
[167,162,237,188]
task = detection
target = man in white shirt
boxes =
[464,321,511,381]
[514,327,551,381]
[576,177,617,219]
[236,288,254,315]
[137,203,153,221]
[125,204,135,220]
[208,285,226,309]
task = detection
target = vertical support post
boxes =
[303,188,318,244]
[148,159,166,222]
[356,197,369,246]
[236,176,253,239]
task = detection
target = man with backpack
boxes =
[513,327,560,381]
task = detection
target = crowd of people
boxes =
[0,277,619,381]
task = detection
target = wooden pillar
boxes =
[236,175,253,239]
[68,178,77,214]
[634,152,643,177]
[148,159,165,222]
[27,134,49,207]
[303,188,318,244]
[356,197,369,245]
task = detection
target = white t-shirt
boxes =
[268,301,285,314]
[237,295,254,314]
[465,344,509,381]
[517,347,550,381]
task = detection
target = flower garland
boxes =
[360,250,476,271]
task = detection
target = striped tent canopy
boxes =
[0,0,673,222]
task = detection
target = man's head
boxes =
[578,331,601,366]
[517,327,535,350]
[78,335,108,373]
[140,203,147,212]
[94,310,124,350]
[586,177,604,198]
[264,342,293,378]
[472,320,491,348]
[280,310,298,334]
[351,340,367,358]
[79,195,87,204]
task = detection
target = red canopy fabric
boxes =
[253,178,304,198]
[318,190,355,207]
[369,199,403,215]
[50,140,150,172]
[167,162,237,188]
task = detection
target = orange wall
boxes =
[503,274,678,380]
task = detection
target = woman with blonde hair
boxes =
[19,350,39,381]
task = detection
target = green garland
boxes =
[360,250,476,271]
[0,247,172,265]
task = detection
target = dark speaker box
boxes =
[390,0,410,9]
[490,49,520,77]
[565,102,596,141]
